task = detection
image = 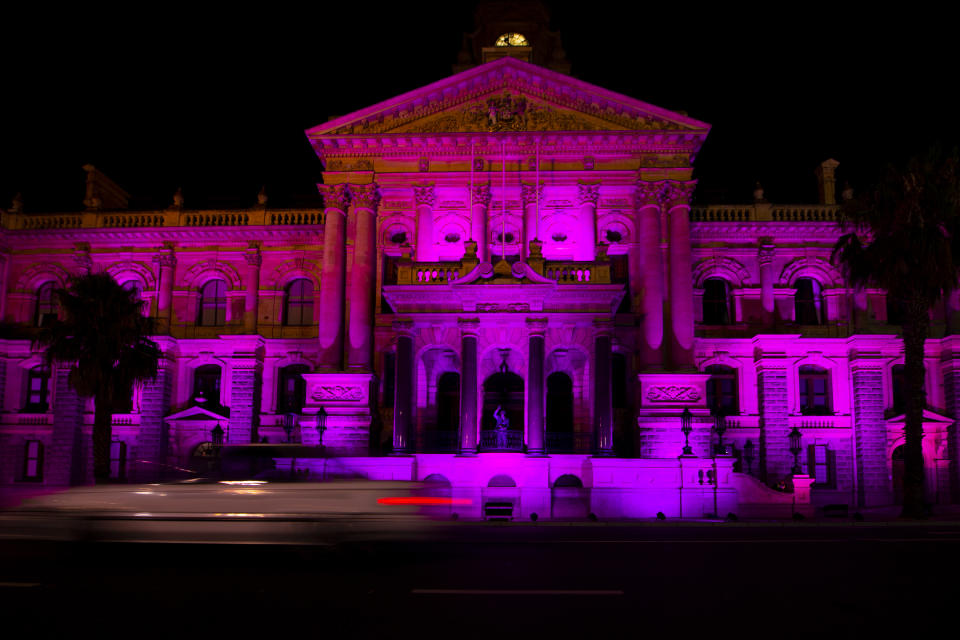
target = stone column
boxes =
[941,344,960,502]
[637,181,665,369]
[243,245,261,334]
[521,184,542,259]
[526,317,547,455]
[756,354,790,485]
[471,184,491,263]
[576,183,600,261]
[459,318,480,455]
[225,336,264,444]
[133,337,176,482]
[758,241,775,325]
[594,320,614,456]
[153,245,176,332]
[318,184,350,370]
[393,320,415,454]
[665,181,697,369]
[414,184,436,262]
[347,184,380,371]
[850,351,892,506]
[48,364,87,485]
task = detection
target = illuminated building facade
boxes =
[1,39,957,518]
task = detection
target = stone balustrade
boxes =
[1,208,325,230]
[690,203,840,223]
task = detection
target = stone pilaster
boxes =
[471,184,491,263]
[576,183,599,261]
[594,320,614,455]
[459,318,480,455]
[636,181,665,369]
[758,241,775,325]
[414,184,436,262]
[521,183,543,259]
[665,180,697,369]
[850,353,891,506]
[153,244,176,332]
[393,319,415,454]
[756,355,790,485]
[318,184,349,370]
[47,365,87,485]
[243,246,262,334]
[526,318,547,455]
[133,337,176,482]
[224,336,265,444]
[347,183,380,371]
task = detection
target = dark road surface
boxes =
[2,522,958,638]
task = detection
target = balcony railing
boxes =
[2,208,324,230]
[419,430,458,453]
[478,429,524,452]
[545,432,593,454]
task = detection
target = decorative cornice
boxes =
[319,184,350,212]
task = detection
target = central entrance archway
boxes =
[480,370,524,451]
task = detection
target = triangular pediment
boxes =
[165,404,230,422]
[887,409,954,426]
[307,57,709,138]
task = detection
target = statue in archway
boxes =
[493,405,509,448]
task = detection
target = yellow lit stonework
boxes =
[495,32,529,47]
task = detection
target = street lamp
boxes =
[789,426,803,475]
[744,439,755,475]
[316,406,328,449]
[680,407,693,456]
[281,413,297,443]
[712,407,728,456]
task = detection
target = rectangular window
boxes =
[109,441,126,480]
[24,440,43,481]
[383,352,396,408]
[807,444,834,487]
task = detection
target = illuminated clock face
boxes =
[495,32,529,47]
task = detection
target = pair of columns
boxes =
[392,317,615,456]
[318,183,380,371]
[635,180,697,370]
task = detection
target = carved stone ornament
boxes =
[636,181,666,206]
[485,92,527,132]
[349,183,381,210]
[413,185,436,207]
[646,385,701,403]
[520,183,543,207]
[319,184,350,211]
[312,385,364,401]
[662,181,698,207]
[472,184,492,208]
[326,159,373,172]
[578,183,600,206]
[758,245,775,265]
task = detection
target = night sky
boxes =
[2,4,954,213]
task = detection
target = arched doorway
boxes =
[546,372,574,452]
[425,372,460,452]
[552,474,588,519]
[480,370,524,451]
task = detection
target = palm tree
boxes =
[832,147,960,518]
[36,272,161,483]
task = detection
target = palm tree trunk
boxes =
[901,300,929,518]
[93,391,113,483]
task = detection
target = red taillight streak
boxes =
[377,497,472,506]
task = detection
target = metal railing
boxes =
[478,429,524,452]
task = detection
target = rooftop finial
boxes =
[257,185,268,206]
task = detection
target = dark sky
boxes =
[2,3,955,212]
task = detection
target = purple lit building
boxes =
[1,26,957,519]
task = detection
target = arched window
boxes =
[703,278,732,325]
[705,364,737,414]
[193,364,222,407]
[120,280,141,299]
[35,282,57,327]
[436,372,461,431]
[198,280,227,326]
[284,279,314,326]
[277,364,309,414]
[24,366,51,412]
[795,278,823,325]
[799,365,830,415]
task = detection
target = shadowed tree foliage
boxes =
[36,272,160,483]
[832,147,960,518]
